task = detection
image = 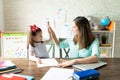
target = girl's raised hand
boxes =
[47,21,53,33]
[47,21,50,28]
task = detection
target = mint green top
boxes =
[59,36,100,58]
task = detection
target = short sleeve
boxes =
[29,44,35,52]
[91,39,101,59]
[58,38,70,49]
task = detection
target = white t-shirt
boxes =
[29,42,49,58]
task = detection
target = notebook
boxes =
[11,74,34,80]
[0,68,23,74]
[0,60,16,71]
[72,61,107,70]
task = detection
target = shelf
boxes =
[100,44,111,47]
[92,30,113,33]
[100,53,109,58]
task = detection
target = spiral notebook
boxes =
[72,61,107,70]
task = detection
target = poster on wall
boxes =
[1,32,27,58]
[55,9,71,38]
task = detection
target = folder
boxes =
[11,74,34,80]
[0,74,26,80]
[73,69,100,80]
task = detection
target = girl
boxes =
[28,24,51,63]
[48,16,100,67]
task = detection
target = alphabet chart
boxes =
[1,32,27,58]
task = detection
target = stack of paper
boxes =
[41,67,74,80]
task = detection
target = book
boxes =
[0,68,23,74]
[0,74,26,80]
[73,69,100,80]
[107,21,115,31]
[0,60,16,71]
[72,61,107,70]
[11,74,34,80]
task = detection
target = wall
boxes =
[0,0,4,56]
[3,0,120,57]
[0,0,4,30]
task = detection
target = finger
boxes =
[60,59,67,63]
[37,58,42,64]
[47,21,50,27]
[57,63,66,68]
[57,64,63,68]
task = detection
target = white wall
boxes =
[0,0,4,57]
[3,0,120,31]
[0,0,4,30]
[3,0,120,57]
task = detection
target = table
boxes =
[0,58,120,80]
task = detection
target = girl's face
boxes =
[72,22,79,35]
[32,32,42,42]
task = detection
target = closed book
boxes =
[0,74,26,80]
[0,68,23,74]
[0,60,16,71]
[11,74,34,80]
[73,69,100,80]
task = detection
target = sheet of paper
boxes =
[29,56,38,61]
[37,58,59,67]
[41,67,74,80]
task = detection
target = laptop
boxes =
[72,61,107,70]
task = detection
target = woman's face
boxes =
[32,32,42,42]
[72,22,79,35]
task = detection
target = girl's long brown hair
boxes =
[73,16,95,49]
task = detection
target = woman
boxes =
[48,16,100,67]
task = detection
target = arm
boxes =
[75,55,98,63]
[30,51,35,56]
[58,39,100,67]
[58,56,98,68]
[45,27,52,43]
[47,21,59,45]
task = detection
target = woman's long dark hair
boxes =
[73,16,95,49]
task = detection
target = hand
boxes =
[46,21,52,33]
[57,60,76,68]
[47,21,50,28]
[37,58,42,64]
[31,52,34,56]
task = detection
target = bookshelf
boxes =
[92,22,116,58]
